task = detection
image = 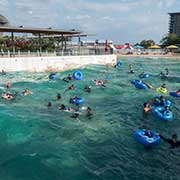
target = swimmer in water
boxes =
[86,107,93,119]
[67,74,73,80]
[70,111,80,119]
[22,88,32,96]
[2,91,14,100]
[84,85,91,93]
[165,68,169,77]
[59,104,66,110]
[159,68,169,78]
[161,83,166,89]
[62,74,74,82]
[56,93,61,100]
[158,133,180,148]
[65,84,74,92]
[143,102,151,118]
[159,96,165,106]
[1,69,6,75]
[128,64,134,73]
[94,80,106,87]
[144,130,153,138]
[59,104,75,112]
[139,72,145,78]
[6,82,11,89]
[164,106,171,115]
[175,89,180,95]
[47,102,52,108]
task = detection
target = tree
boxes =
[160,33,180,47]
[140,40,155,49]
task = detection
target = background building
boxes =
[169,12,180,36]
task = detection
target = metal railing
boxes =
[0,46,114,58]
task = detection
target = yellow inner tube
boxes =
[156,87,167,94]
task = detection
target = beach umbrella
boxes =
[166,45,179,49]
[133,45,144,49]
[148,45,161,49]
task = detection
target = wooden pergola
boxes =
[0,26,82,53]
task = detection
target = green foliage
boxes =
[0,35,68,52]
[140,40,155,49]
[160,33,180,47]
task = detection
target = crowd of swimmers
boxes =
[127,64,170,78]
[140,79,179,148]
[159,68,169,78]
[48,66,180,148]
[1,79,32,100]
[1,66,179,148]
[47,71,110,119]
[143,95,171,118]
[47,93,93,120]
[121,65,180,149]
[44,72,102,120]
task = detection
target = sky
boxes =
[0,0,180,44]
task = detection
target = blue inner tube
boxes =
[164,99,172,107]
[131,79,141,85]
[170,92,180,97]
[131,80,148,89]
[153,97,172,107]
[139,73,150,78]
[73,71,83,80]
[69,97,85,105]
[134,129,160,147]
[152,106,173,121]
[116,61,123,67]
[142,73,150,78]
[49,73,57,80]
[135,82,148,89]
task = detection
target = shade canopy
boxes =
[133,45,144,49]
[166,45,179,49]
[148,45,161,49]
[0,26,81,35]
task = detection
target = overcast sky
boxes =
[0,0,180,43]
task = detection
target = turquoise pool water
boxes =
[0,57,180,180]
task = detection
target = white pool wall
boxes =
[0,55,117,72]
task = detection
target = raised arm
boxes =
[159,134,172,144]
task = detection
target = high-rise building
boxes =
[169,12,180,36]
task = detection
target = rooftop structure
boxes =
[0,26,82,54]
[0,26,81,35]
[168,12,180,36]
[0,15,113,57]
